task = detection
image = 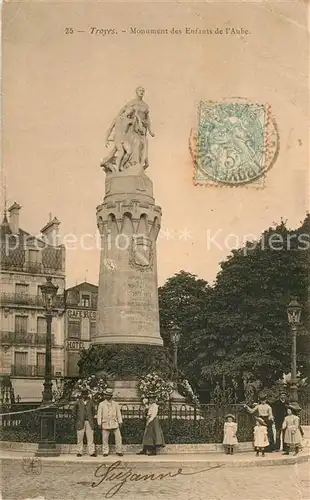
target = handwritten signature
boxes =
[91,460,223,498]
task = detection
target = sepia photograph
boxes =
[1,1,309,498]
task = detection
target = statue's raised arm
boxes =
[100,87,155,174]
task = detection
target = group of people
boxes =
[74,388,304,458]
[73,388,165,457]
[223,392,304,457]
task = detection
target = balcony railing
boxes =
[0,332,56,346]
[0,293,65,308]
[11,365,55,377]
[1,262,64,275]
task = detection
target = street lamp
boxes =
[170,325,181,381]
[36,276,59,457]
[287,298,302,407]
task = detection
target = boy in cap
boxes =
[97,388,123,457]
[74,389,96,457]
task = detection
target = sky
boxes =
[2,1,309,288]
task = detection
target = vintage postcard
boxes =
[1,1,309,499]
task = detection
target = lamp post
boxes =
[287,298,302,407]
[36,276,59,457]
[170,325,181,382]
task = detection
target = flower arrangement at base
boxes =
[71,374,109,406]
[138,372,173,407]
[178,379,200,407]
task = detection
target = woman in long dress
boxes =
[282,406,303,456]
[137,396,165,456]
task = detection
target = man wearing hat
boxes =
[97,388,123,457]
[272,391,288,451]
[74,389,96,457]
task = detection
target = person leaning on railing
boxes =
[243,395,275,452]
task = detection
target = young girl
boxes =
[223,414,238,455]
[254,417,269,457]
[282,406,303,456]
[136,396,165,456]
[244,396,274,452]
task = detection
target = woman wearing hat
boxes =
[223,414,238,455]
[243,395,275,451]
[282,405,303,456]
[137,395,165,456]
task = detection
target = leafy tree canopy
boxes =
[159,215,310,398]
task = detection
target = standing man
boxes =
[272,392,288,451]
[74,389,96,457]
[97,388,123,457]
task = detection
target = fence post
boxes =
[168,399,172,421]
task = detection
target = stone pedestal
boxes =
[94,171,163,346]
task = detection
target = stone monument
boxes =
[92,88,184,404]
[94,87,163,347]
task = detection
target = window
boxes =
[90,321,96,339]
[37,317,46,334]
[37,353,45,377]
[81,294,90,307]
[14,352,28,366]
[13,352,28,376]
[67,352,80,377]
[15,284,29,295]
[15,316,28,333]
[29,249,39,263]
[68,320,81,339]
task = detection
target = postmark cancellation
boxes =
[190,99,279,188]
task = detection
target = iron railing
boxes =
[10,365,54,377]
[0,332,56,346]
[0,262,64,275]
[0,402,309,445]
[0,293,65,308]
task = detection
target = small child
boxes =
[254,417,269,457]
[223,414,238,455]
[282,406,303,456]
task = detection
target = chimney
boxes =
[8,202,21,234]
[41,215,61,246]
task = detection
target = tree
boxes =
[189,215,310,394]
[158,270,211,385]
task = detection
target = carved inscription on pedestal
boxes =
[122,275,158,333]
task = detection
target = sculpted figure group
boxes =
[101,86,155,173]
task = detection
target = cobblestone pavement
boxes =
[1,458,310,500]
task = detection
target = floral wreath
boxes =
[138,372,173,407]
[178,378,200,406]
[71,374,109,406]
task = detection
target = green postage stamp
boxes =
[190,99,279,187]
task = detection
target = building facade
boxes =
[64,282,98,377]
[0,203,66,401]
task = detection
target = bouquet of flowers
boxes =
[138,372,173,407]
[178,379,200,406]
[71,375,109,405]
